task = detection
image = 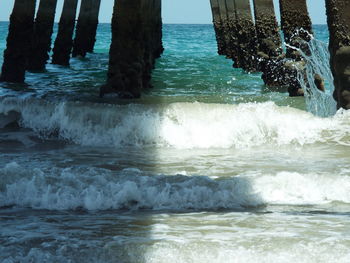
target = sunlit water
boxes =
[1,23,350,262]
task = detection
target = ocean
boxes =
[1,22,350,262]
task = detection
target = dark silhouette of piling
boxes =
[101,0,163,98]
[27,0,58,71]
[234,0,258,72]
[52,0,79,66]
[217,0,230,57]
[142,0,156,90]
[72,0,101,57]
[210,0,226,55]
[86,0,101,53]
[253,0,283,86]
[102,0,144,98]
[2,0,341,104]
[279,0,313,59]
[326,0,350,109]
[72,0,93,57]
[224,0,239,62]
[0,0,37,82]
[253,0,282,59]
[154,0,164,58]
[145,0,163,88]
[276,0,313,96]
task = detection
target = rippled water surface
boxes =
[1,23,350,262]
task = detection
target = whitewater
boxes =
[1,23,350,262]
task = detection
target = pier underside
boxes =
[0,0,349,109]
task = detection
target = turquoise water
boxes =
[1,23,350,262]
[0,24,329,105]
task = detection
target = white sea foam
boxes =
[1,97,350,148]
[2,241,349,263]
[142,242,350,263]
[1,162,350,210]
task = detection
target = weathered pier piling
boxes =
[234,0,258,72]
[210,0,226,56]
[253,0,283,86]
[224,0,239,62]
[141,0,158,90]
[326,0,350,109]
[279,0,313,59]
[86,0,102,53]
[100,0,163,98]
[276,0,313,96]
[52,0,79,66]
[72,0,101,57]
[2,0,348,107]
[153,0,164,59]
[217,0,230,57]
[27,0,58,71]
[254,0,282,58]
[0,0,37,82]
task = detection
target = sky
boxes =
[0,0,327,25]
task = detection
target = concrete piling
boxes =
[52,0,79,66]
[2,0,349,107]
[253,0,282,59]
[141,0,156,90]
[0,0,37,82]
[253,0,283,86]
[100,0,163,98]
[27,0,58,71]
[276,0,313,96]
[224,0,239,63]
[86,0,102,53]
[210,0,226,55]
[279,0,313,59]
[72,0,101,57]
[217,0,230,57]
[72,0,92,57]
[234,0,259,72]
[154,0,164,59]
[326,0,350,109]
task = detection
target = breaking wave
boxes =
[1,97,350,148]
[1,162,350,211]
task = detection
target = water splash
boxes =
[290,31,337,117]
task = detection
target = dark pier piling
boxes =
[234,0,258,72]
[0,0,37,82]
[254,0,282,58]
[86,0,102,53]
[224,0,239,62]
[279,0,313,59]
[210,0,226,56]
[153,0,164,59]
[100,0,163,98]
[27,0,58,71]
[52,0,79,66]
[72,0,101,57]
[253,0,283,86]
[72,0,92,57]
[141,0,157,90]
[2,0,350,109]
[217,0,230,57]
[277,0,313,96]
[326,0,350,109]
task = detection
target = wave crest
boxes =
[1,162,350,211]
[1,97,350,148]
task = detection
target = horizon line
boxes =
[0,21,328,26]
